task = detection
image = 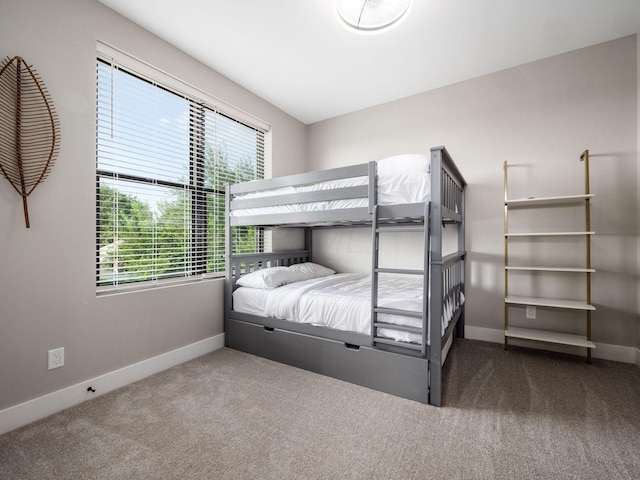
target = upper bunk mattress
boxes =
[231,154,431,217]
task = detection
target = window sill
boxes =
[96,273,225,297]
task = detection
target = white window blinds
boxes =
[96,49,266,289]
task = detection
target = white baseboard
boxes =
[465,326,639,365]
[0,334,225,436]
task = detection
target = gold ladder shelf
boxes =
[503,150,595,362]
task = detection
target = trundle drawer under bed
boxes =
[226,318,430,403]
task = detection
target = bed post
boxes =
[225,186,233,337]
[305,228,312,262]
[456,183,466,339]
[368,160,377,214]
[429,147,444,407]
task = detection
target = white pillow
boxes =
[288,262,335,282]
[236,266,292,290]
[376,154,430,177]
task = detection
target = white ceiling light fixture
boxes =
[337,0,413,33]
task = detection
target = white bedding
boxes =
[231,173,431,217]
[233,273,464,345]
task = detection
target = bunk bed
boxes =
[224,146,466,407]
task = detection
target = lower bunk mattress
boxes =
[233,272,464,345]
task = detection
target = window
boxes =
[96,47,267,290]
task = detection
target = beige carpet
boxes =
[1,339,639,479]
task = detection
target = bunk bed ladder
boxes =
[371,203,431,357]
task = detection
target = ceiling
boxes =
[98,0,639,125]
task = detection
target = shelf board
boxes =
[505,327,595,348]
[505,296,595,311]
[505,194,594,207]
[506,266,596,273]
[506,231,595,237]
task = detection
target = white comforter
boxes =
[235,273,463,345]
[231,174,431,217]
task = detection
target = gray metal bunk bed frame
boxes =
[224,146,466,407]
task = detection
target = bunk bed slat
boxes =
[231,185,369,210]
[373,337,423,351]
[377,203,425,219]
[229,163,370,194]
[433,251,467,268]
[373,307,423,319]
[375,267,424,275]
[230,207,371,227]
[442,206,462,223]
[376,225,424,233]
[373,321,423,334]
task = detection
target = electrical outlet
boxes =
[526,306,536,319]
[48,347,64,370]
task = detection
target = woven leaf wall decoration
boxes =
[0,56,60,228]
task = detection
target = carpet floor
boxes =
[1,339,639,479]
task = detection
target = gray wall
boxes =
[308,36,639,350]
[0,0,307,410]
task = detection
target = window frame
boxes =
[96,42,269,294]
